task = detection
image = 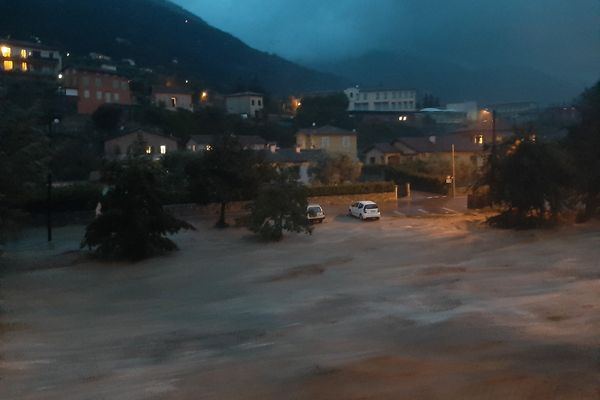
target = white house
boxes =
[344,87,417,112]
[225,92,264,117]
[152,86,194,112]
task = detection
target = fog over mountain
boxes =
[177,0,600,103]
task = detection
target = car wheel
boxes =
[360,213,365,220]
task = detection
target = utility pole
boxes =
[451,144,456,199]
[490,110,497,187]
[47,117,60,242]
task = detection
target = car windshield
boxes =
[308,206,322,214]
[365,204,378,210]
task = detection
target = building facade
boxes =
[104,129,178,161]
[225,92,264,117]
[62,66,132,114]
[152,86,194,112]
[296,125,358,158]
[344,87,417,112]
[0,39,62,76]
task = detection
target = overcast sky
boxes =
[174,0,600,84]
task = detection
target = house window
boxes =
[121,81,128,90]
[191,144,196,152]
[105,92,111,102]
[114,93,120,102]
[20,49,27,59]
[145,146,152,154]
[84,90,90,99]
[342,136,350,148]
[3,60,13,71]
[475,135,484,144]
[41,50,50,58]
[96,91,102,100]
[21,62,27,71]
[170,97,177,108]
[95,78,102,87]
[82,76,90,87]
[1,46,11,57]
[112,79,119,89]
[320,136,330,148]
[251,99,255,106]
[369,157,376,164]
[160,145,167,154]
[363,93,367,100]
[258,99,262,106]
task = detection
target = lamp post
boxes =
[47,117,60,242]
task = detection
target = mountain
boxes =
[0,0,347,95]
[310,50,582,104]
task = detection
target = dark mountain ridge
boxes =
[0,0,347,95]
[310,50,583,104]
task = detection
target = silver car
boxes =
[307,204,325,223]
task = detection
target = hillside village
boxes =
[0,37,580,191]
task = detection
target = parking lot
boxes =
[1,210,599,399]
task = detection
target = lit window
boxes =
[191,144,196,152]
[160,145,166,154]
[145,146,152,154]
[3,60,13,71]
[170,97,177,108]
[20,49,27,59]
[1,46,11,57]
[21,62,27,72]
[205,145,213,151]
[475,135,484,144]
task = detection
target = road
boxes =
[396,191,468,217]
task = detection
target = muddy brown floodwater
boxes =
[1,213,600,399]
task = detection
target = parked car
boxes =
[349,201,381,220]
[307,204,325,223]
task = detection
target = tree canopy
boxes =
[248,170,312,241]
[81,158,193,260]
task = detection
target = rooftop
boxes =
[297,125,357,137]
[225,91,263,98]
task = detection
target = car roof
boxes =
[358,200,377,204]
[307,204,322,208]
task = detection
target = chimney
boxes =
[429,135,436,144]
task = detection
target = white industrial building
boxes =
[344,87,417,112]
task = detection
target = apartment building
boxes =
[0,39,62,76]
[344,87,417,112]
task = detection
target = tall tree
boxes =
[185,136,274,227]
[0,103,48,246]
[314,154,362,185]
[295,93,350,128]
[478,136,572,227]
[81,158,193,260]
[566,81,600,221]
[248,170,312,241]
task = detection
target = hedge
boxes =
[307,181,396,197]
[362,165,448,195]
